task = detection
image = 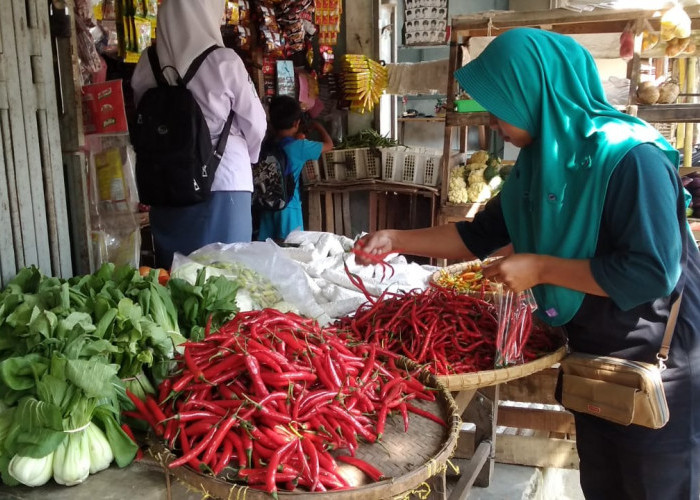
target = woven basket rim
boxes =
[145,358,462,499]
[436,344,567,390]
[429,258,505,298]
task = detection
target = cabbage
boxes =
[86,422,114,474]
[8,453,54,487]
[53,432,90,486]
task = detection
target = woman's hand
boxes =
[353,230,397,265]
[482,254,608,297]
[481,254,542,293]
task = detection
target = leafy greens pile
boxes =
[0,263,241,487]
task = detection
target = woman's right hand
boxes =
[353,230,397,265]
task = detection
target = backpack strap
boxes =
[209,110,236,164]
[147,45,169,87]
[182,45,221,86]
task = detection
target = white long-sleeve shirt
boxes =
[131,47,267,192]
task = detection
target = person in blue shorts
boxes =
[257,96,334,241]
[355,28,700,499]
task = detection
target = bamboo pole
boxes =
[677,57,687,150]
[684,57,697,167]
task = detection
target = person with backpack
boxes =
[256,96,333,241]
[130,0,266,269]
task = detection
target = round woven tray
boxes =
[145,360,461,500]
[436,344,567,391]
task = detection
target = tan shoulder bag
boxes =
[558,293,683,429]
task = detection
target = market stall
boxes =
[3,1,694,499]
[0,233,566,499]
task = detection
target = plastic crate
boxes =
[301,160,321,184]
[322,150,348,181]
[322,148,370,181]
[401,148,443,187]
[381,146,411,182]
[364,148,382,178]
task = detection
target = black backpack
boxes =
[131,45,235,207]
[252,136,296,211]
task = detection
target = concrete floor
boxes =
[0,461,584,500]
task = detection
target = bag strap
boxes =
[147,45,169,87]
[657,291,683,365]
[657,186,690,367]
[182,45,220,86]
[209,110,236,165]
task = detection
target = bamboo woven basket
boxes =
[436,343,567,391]
[145,359,461,500]
[430,259,568,390]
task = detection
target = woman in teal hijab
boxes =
[356,28,700,499]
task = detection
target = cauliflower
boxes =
[468,150,489,164]
[467,182,492,203]
[448,166,470,203]
[465,162,487,172]
[468,168,486,185]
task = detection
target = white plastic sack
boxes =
[171,241,331,326]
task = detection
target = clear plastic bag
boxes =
[492,285,537,368]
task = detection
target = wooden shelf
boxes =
[445,111,491,127]
[398,116,445,123]
[450,7,700,37]
[637,104,700,123]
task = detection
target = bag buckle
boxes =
[656,353,668,371]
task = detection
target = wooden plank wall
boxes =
[0,0,73,286]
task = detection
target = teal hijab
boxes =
[455,28,679,326]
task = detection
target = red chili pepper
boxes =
[158,378,173,404]
[323,352,343,388]
[245,356,270,398]
[182,418,218,437]
[260,371,317,386]
[201,415,238,466]
[376,404,389,439]
[125,389,162,436]
[301,438,320,491]
[336,455,386,482]
[241,428,253,467]
[145,395,168,426]
[406,403,447,427]
[184,347,207,383]
[212,437,233,475]
[399,402,410,432]
[172,372,194,392]
[168,425,217,468]
[265,439,298,499]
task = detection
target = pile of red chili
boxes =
[336,286,562,375]
[125,309,444,496]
